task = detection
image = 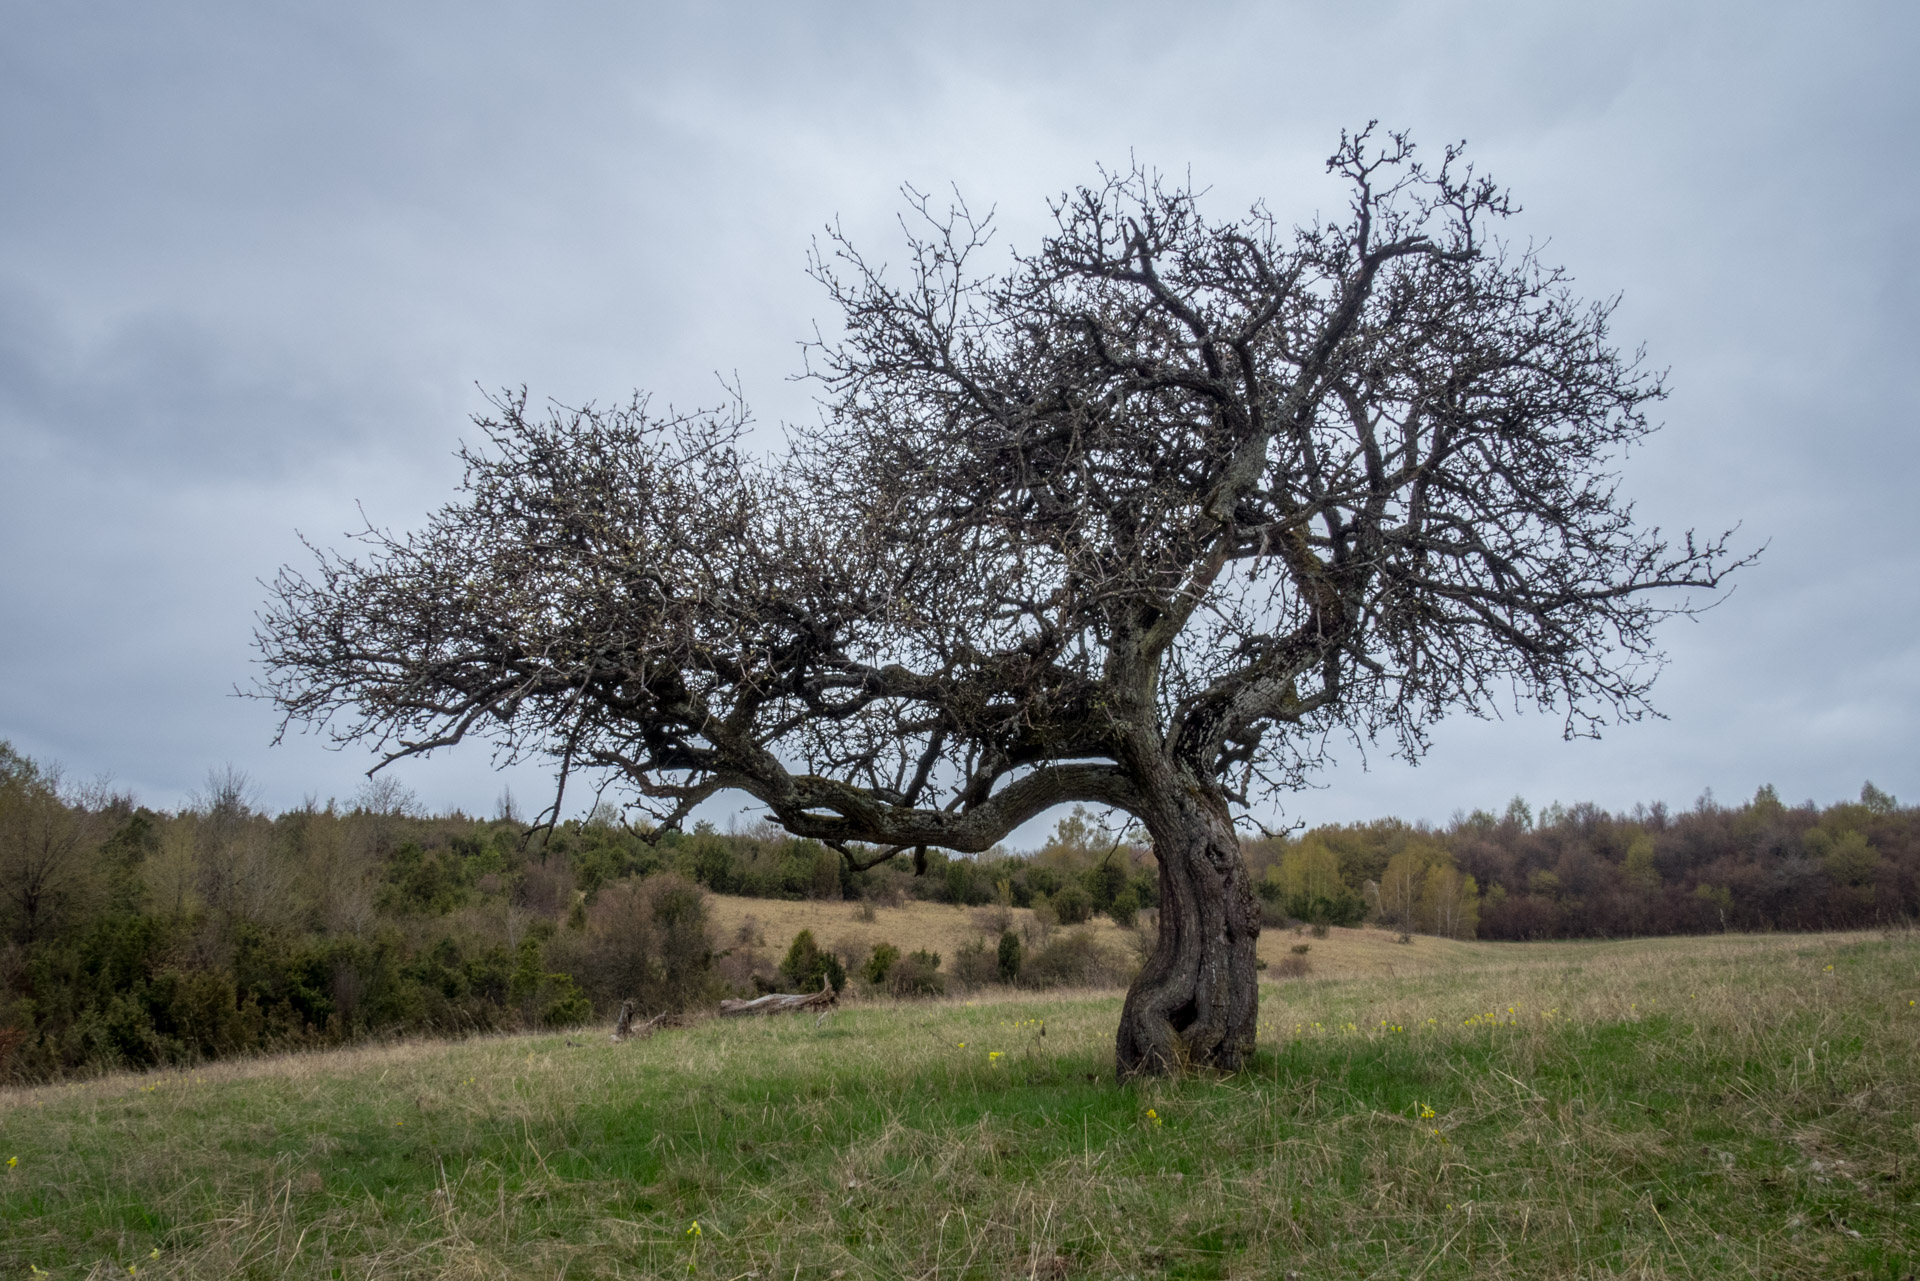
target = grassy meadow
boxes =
[3,927,1918,1279]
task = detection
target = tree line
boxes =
[3,737,1911,1081]
[0,743,1160,1082]
[1239,782,1914,940]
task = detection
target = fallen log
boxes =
[717,983,837,1017]
[610,1000,684,1042]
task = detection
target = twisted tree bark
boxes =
[1117,784,1261,1076]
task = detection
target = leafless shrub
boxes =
[829,936,870,985]
[1023,930,1137,989]
[516,856,573,917]
[951,938,1000,989]
[972,904,1013,937]
[864,873,908,908]
[553,872,720,1016]
[889,949,945,997]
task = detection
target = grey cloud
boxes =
[0,281,404,480]
[1,0,1915,825]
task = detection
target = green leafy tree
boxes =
[1377,848,1431,930]
[1083,858,1129,913]
[1860,781,1899,815]
[1622,834,1660,890]
[1821,830,1881,889]
[1417,863,1480,939]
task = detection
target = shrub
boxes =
[508,935,593,1027]
[376,840,472,915]
[973,903,1014,936]
[1029,897,1060,931]
[1026,865,1064,899]
[1273,953,1311,978]
[779,929,846,993]
[951,938,999,988]
[830,936,869,983]
[996,929,1023,984]
[1108,887,1139,928]
[890,949,944,997]
[1023,930,1135,989]
[1288,888,1367,928]
[537,973,593,1025]
[1083,859,1129,912]
[560,871,720,1016]
[1051,884,1094,925]
[863,941,900,986]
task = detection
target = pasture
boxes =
[3,927,1916,1279]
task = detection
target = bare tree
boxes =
[0,748,106,946]
[189,765,297,929]
[257,129,1749,1076]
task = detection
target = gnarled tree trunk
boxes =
[1115,782,1261,1078]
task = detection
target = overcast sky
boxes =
[2,1,1915,840]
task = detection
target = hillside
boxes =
[5,927,1916,1278]
[707,891,1807,986]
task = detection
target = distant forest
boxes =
[1,737,1911,1080]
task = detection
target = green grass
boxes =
[4,929,1919,1278]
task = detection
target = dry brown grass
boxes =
[706,892,1145,967]
[712,890,1865,996]
[1251,918,1875,981]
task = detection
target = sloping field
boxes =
[707,891,1795,985]
[706,892,1141,969]
[4,928,1917,1278]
